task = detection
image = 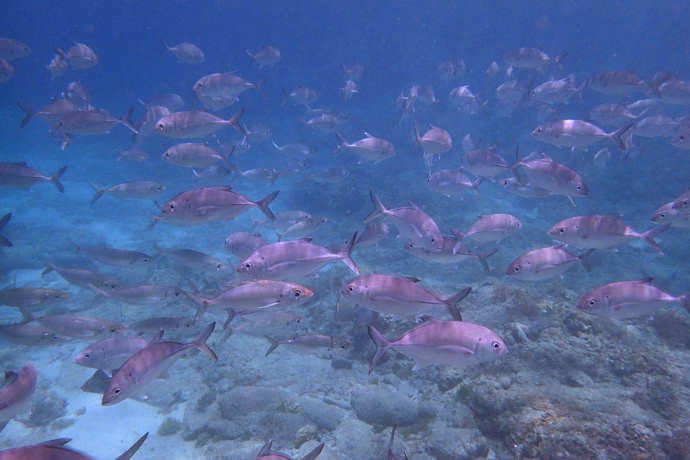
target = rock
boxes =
[157,417,182,436]
[218,386,289,419]
[299,396,345,431]
[352,385,419,427]
[331,358,353,369]
[17,392,67,427]
[425,421,489,460]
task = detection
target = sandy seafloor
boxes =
[2,2,690,458]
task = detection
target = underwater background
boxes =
[1,0,690,458]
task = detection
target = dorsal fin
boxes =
[258,440,273,456]
[403,276,421,283]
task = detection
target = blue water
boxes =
[1,1,690,459]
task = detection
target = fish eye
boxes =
[559,228,565,233]
[576,185,582,191]
[113,388,121,394]
[175,291,180,296]
[347,286,354,292]
[294,290,301,297]
[491,341,501,350]
[588,299,596,306]
[659,213,665,218]
[680,135,686,141]
[513,266,520,272]
[155,123,164,131]
[169,204,175,210]
[84,353,90,358]
[110,327,117,333]
[245,263,251,269]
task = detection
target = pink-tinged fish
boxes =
[75,332,163,373]
[455,213,521,245]
[0,322,61,346]
[354,222,390,248]
[102,322,217,405]
[651,190,690,228]
[21,310,126,339]
[510,150,588,205]
[577,278,690,319]
[426,169,481,199]
[506,245,593,281]
[367,319,507,373]
[0,287,70,308]
[264,334,351,357]
[340,275,470,318]
[365,191,443,250]
[246,45,281,68]
[334,132,395,163]
[17,99,77,128]
[504,47,564,71]
[154,109,245,138]
[405,238,497,272]
[57,42,98,69]
[162,143,226,168]
[0,363,36,432]
[414,125,452,165]
[253,439,324,460]
[89,181,166,206]
[151,187,278,227]
[162,40,205,64]
[0,432,148,460]
[461,146,509,180]
[0,162,66,192]
[224,231,267,259]
[531,120,632,150]
[548,215,670,254]
[43,264,121,291]
[238,233,359,280]
[0,38,31,61]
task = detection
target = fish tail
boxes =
[160,39,170,56]
[221,309,237,343]
[681,293,690,314]
[89,183,105,206]
[271,139,282,152]
[17,101,35,128]
[338,231,360,275]
[120,107,138,134]
[50,166,67,193]
[609,123,634,151]
[472,177,483,197]
[444,287,471,321]
[193,322,217,361]
[264,335,280,356]
[19,306,34,324]
[115,432,148,460]
[578,249,596,272]
[554,51,567,69]
[256,190,279,220]
[641,223,670,254]
[476,248,498,273]
[0,212,10,231]
[228,108,246,136]
[367,325,391,374]
[253,79,266,99]
[508,144,522,172]
[41,264,55,276]
[191,297,209,323]
[0,235,10,247]
[334,131,347,155]
[302,442,325,460]
[364,190,387,223]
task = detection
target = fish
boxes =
[74,331,163,373]
[504,47,564,71]
[365,191,443,250]
[72,242,153,267]
[0,213,11,247]
[149,93,185,111]
[334,132,395,163]
[282,87,318,106]
[272,140,317,157]
[192,164,233,183]
[426,169,481,199]
[548,215,670,253]
[242,123,272,143]
[354,222,390,248]
[461,146,510,180]
[194,73,260,109]
[454,213,521,245]
[651,192,690,228]
[340,80,359,101]
[589,103,645,129]
[162,143,226,168]
[0,363,36,432]
[495,79,532,104]
[90,181,166,205]
[223,310,304,342]
[367,319,507,373]
[0,58,14,83]
[238,233,359,280]
[224,232,267,260]
[593,148,611,169]
[588,70,648,96]
[55,108,137,136]
[161,40,205,64]
[42,265,121,291]
[238,167,281,184]
[264,334,351,357]
[670,128,690,149]
[136,104,171,135]
[150,187,278,227]
[577,277,690,319]
[246,45,281,68]
[448,86,484,114]
[116,146,150,162]
[0,162,66,192]
[501,176,552,198]
[438,59,466,81]
[506,245,593,281]
[17,98,78,128]
[0,38,31,61]
[152,244,227,272]
[90,284,188,306]
[306,167,350,184]
[102,322,217,405]
[129,317,195,336]
[0,432,148,460]
[531,120,632,150]
[253,439,324,460]
[278,215,328,240]
[57,42,98,69]
[655,79,690,105]
[154,109,245,138]
[510,150,588,205]
[340,274,471,318]
[404,238,497,272]
[530,75,582,105]
[301,111,347,133]
[415,125,452,167]
[21,310,126,339]
[0,288,70,311]
[255,210,317,234]
[669,190,690,211]
[342,61,364,80]
[634,114,681,138]
[63,80,92,110]
[46,52,68,79]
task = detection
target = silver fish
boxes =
[264,334,351,357]
[192,280,313,315]
[89,181,166,205]
[154,109,245,138]
[340,79,359,101]
[57,42,98,69]
[365,191,443,250]
[272,140,318,157]
[278,215,327,240]
[224,232,267,259]
[307,167,350,184]
[153,244,227,271]
[588,70,648,96]
[577,278,690,319]
[194,73,259,109]
[448,85,484,114]
[461,146,510,180]
[0,38,31,61]
[162,143,225,168]
[301,111,346,133]
[530,75,582,104]
[42,265,121,291]
[102,322,217,405]
[74,332,162,372]
[634,114,680,138]
[91,284,187,306]
[531,120,631,150]
[355,222,390,248]
[246,45,281,68]
[0,162,66,192]
[24,311,126,338]
[368,319,507,373]
[651,191,690,228]
[129,317,195,336]
[511,150,588,204]
[501,176,551,198]
[63,80,91,109]
[548,215,670,253]
[72,243,153,267]
[161,41,205,64]
[335,132,395,163]
[656,80,690,105]
[238,233,359,280]
[56,108,137,135]
[46,52,68,79]
[0,363,36,432]
[506,244,592,281]
[455,213,521,245]
[116,146,150,162]
[340,274,471,318]
[404,238,497,272]
[426,169,481,199]
[151,187,278,226]
[137,104,171,135]
[149,93,185,111]
[0,322,61,346]
[0,58,14,83]
[0,288,69,308]
[504,47,564,70]
[17,99,77,128]
[415,125,452,157]
[589,103,644,129]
